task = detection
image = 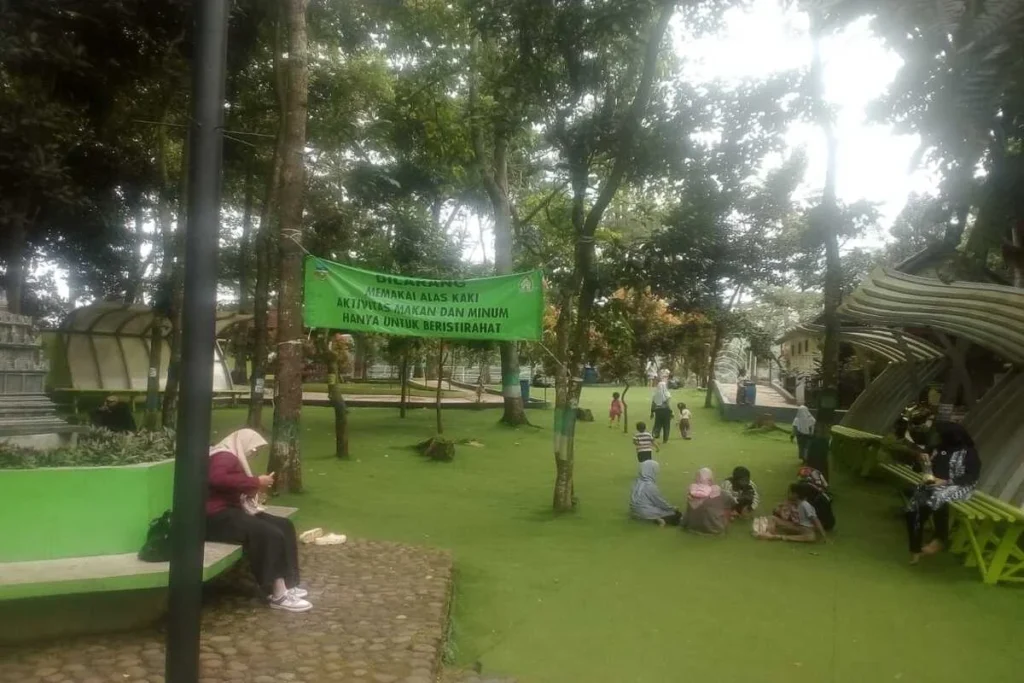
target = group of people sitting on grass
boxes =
[628,459,835,543]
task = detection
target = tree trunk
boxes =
[1011,220,1024,288]
[621,383,630,434]
[125,197,146,304]
[325,348,348,459]
[550,0,676,513]
[4,209,28,314]
[435,341,445,434]
[161,135,189,430]
[143,323,163,431]
[248,13,287,430]
[233,164,255,385]
[703,319,726,409]
[399,352,408,418]
[267,0,309,494]
[468,83,528,426]
[809,12,840,447]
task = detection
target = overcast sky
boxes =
[463,2,938,262]
[677,0,938,244]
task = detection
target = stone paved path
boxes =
[0,540,453,683]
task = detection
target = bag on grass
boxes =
[138,510,173,562]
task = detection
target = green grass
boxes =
[301,381,461,398]
[211,388,1024,683]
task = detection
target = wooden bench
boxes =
[0,505,298,601]
[830,425,884,476]
[877,463,1024,585]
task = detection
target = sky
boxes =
[463,1,941,262]
[677,1,937,243]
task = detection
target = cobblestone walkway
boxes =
[0,540,453,683]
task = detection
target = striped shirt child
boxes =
[633,427,657,463]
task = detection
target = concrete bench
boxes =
[0,505,298,601]
[878,463,1024,585]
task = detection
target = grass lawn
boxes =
[211,388,1024,683]
[300,381,460,398]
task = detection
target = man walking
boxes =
[650,369,673,443]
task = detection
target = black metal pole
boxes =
[165,2,229,682]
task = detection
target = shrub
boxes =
[0,428,176,469]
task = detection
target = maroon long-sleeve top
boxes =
[206,451,261,515]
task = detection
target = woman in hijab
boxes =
[206,429,311,613]
[629,460,681,526]
[791,405,816,462]
[650,369,674,443]
[905,421,981,564]
[682,468,734,535]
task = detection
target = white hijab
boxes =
[210,428,268,514]
[793,405,816,435]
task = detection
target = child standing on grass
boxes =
[677,402,692,439]
[633,421,658,463]
[609,392,623,428]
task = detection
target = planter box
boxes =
[0,459,173,563]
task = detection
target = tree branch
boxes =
[582,0,677,236]
[515,181,569,228]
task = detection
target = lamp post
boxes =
[165,2,229,682]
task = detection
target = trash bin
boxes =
[520,379,531,403]
[745,382,757,405]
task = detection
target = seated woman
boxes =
[206,429,311,613]
[752,483,827,543]
[905,421,980,565]
[681,468,735,536]
[629,460,681,527]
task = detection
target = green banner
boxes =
[303,257,544,341]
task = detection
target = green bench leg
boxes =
[982,525,1024,585]
[949,516,970,555]
[959,519,991,580]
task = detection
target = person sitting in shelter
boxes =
[91,395,137,433]
[205,428,311,613]
[629,460,681,527]
[681,468,734,536]
[904,422,980,565]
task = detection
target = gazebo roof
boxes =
[59,302,252,338]
[838,267,1024,365]
[795,323,943,363]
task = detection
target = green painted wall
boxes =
[0,460,173,562]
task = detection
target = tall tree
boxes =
[548,0,679,512]
[806,4,842,445]
[268,0,310,494]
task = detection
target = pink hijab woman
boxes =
[682,467,733,535]
[206,428,311,613]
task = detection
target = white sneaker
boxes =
[288,587,309,599]
[299,528,324,544]
[314,533,347,546]
[270,593,312,613]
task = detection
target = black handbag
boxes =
[138,510,173,562]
